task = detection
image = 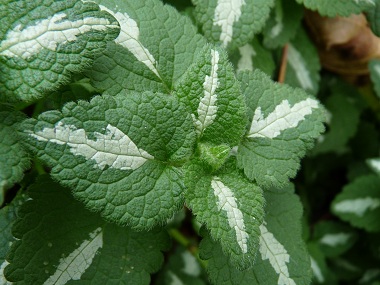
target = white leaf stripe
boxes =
[211,177,248,253]
[319,233,351,247]
[248,98,319,139]
[98,5,160,78]
[237,44,256,72]
[0,13,117,59]
[0,260,11,285]
[213,0,246,47]
[192,49,219,137]
[287,44,314,90]
[259,224,296,285]
[43,228,103,285]
[29,122,154,171]
[334,197,380,217]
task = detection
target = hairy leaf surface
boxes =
[237,70,326,188]
[185,160,264,269]
[4,176,170,285]
[200,184,312,285]
[0,0,119,102]
[86,0,206,95]
[20,92,196,230]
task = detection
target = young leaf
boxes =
[185,159,264,269]
[4,176,170,285]
[0,0,120,103]
[236,70,326,188]
[295,0,375,17]
[20,92,196,230]
[192,0,275,50]
[0,109,30,205]
[199,184,312,285]
[262,0,303,49]
[366,2,380,37]
[285,28,321,95]
[332,175,380,232]
[175,45,247,146]
[86,0,206,96]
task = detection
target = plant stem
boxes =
[278,43,289,83]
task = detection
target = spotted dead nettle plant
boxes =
[0,0,329,284]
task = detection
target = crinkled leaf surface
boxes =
[332,175,380,232]
[229,38,276,77]
[4,176,170,285]
[313,221,358,258]
[185,159,264,269]
[86,0,206,96]
[0,0,120,103]
[295,0,375,17]
[175,45,247,146]
[0,109,30,205]
[199,184,312,285]
[262,0,303,49]
[155,245,207,285]
[192,0,274,50]
[20,92,196,230]
[285,28,321,95]
[236,70,326,188]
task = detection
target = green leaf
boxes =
[86,0,206,96]
[295,0,375,17]
[20,92,196,230]
[0,195,26,285]
[229,38,276,77]
[155,246,207,285]
[367,158,380,175]
[192,0,275,50]
[312,92,361,155]
[4,176,170,284]
[175,45,247,146]
[332,175,380,232]
[199,184,312,285]
[313,221,358,257]
[0,109,30,205]
[262,0,303,49]
[366,2,380,37]
[285,28,321,95]
[0,0,120,103]
[369,59,380,99]
[185,159,264,269]
[236,70,326,188]
[308,242,338,285]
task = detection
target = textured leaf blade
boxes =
[332,175,380,232]
[0,109,30,205]
[262,0,303,49]
[0,0,120,102]
[4,176,170,285]
[20,92,196,230]
[192,0,274,50]
[175,45,247,146]
[86,0,206,95]
[237,70,326,188]
[199,184,312,285]
[185,160,264,269]
[295,0,375,17]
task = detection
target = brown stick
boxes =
[278,44,289,83]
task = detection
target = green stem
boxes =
[168,228,208,269]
